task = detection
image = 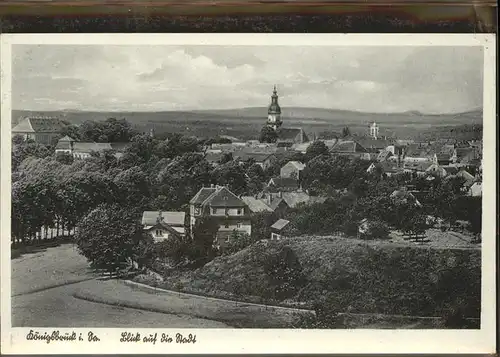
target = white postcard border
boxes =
[1,33,496,355]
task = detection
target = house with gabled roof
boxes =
[330,140,371,160]
[276,128,310,147]
[141,211,186,242]
[280,160,306,180]
[233,152,276,170]
[12,116,67,145]
[189,185,251,248]
[241,193,289,215]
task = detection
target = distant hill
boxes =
[11,107,482,141]
[12,107,483,127]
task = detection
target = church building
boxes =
[265,86,309,146]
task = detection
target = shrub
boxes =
[75,204,151,274]
[263,245,306,301]
[364,220,390,240]
[294,295,347,328]
[223,231,255,255]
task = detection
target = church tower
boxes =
[369,122,379,140]
[266,85,282,131]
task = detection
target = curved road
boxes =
[11,244,228,328]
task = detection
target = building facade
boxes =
[12,116,67,145]
[189,186,252,248]
[141,211,186,243]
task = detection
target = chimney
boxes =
[266,194,272,205]
[278,191,283,198]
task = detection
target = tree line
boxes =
[12,118,482,274]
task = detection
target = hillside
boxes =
[12,107,482,141]
[151,236,481,323]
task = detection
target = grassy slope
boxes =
[158,236,481,320]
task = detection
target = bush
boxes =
[223,231,255,255]
[364,220,390,240]
[74,204,150,274]
[294,295,347,328]
[263,245,306,301]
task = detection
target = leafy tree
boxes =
[11,177,57,243]
[75,204,151,274]
[251,211,279,241]
[363,220,390,240]
[78,118,136,142]
[156,153,212,210]
[59,124,82,141]
[12,140,52,171]
[55,151,74,165]
[259,126,278,143]
[219,152,233,165]
[124,133,157,165]
[12,134,25,145]
[191,217,220,261]
[304,140,328,162]
[223,231,255,255]
[113,166,151,208]
[155,134,201,159]
[263,245,305,301]
[246,163,266,195]
[211,161,247,195]
[57,171,120,231]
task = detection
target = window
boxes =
[237,209,242,215]
[212,208,217,214]
[156,230,162,236]
[195,207,201,215]
[225,222,229,228]
[225,208,229,215]
[225,236,230,243]
[237,222,242,229]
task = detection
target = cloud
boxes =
[12,45,483,114]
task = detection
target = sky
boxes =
[12,45,483,114]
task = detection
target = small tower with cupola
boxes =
[266,85,282,131]
[369,122,379,140]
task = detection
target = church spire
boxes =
[267,85,282,130]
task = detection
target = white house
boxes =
[141,211,186,242]
[468,182,482,197]
[189,185,251,248]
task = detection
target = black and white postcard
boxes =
[0,33,496,354]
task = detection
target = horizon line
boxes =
[11,106,483,117]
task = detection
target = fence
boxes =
[11,225,76,248]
